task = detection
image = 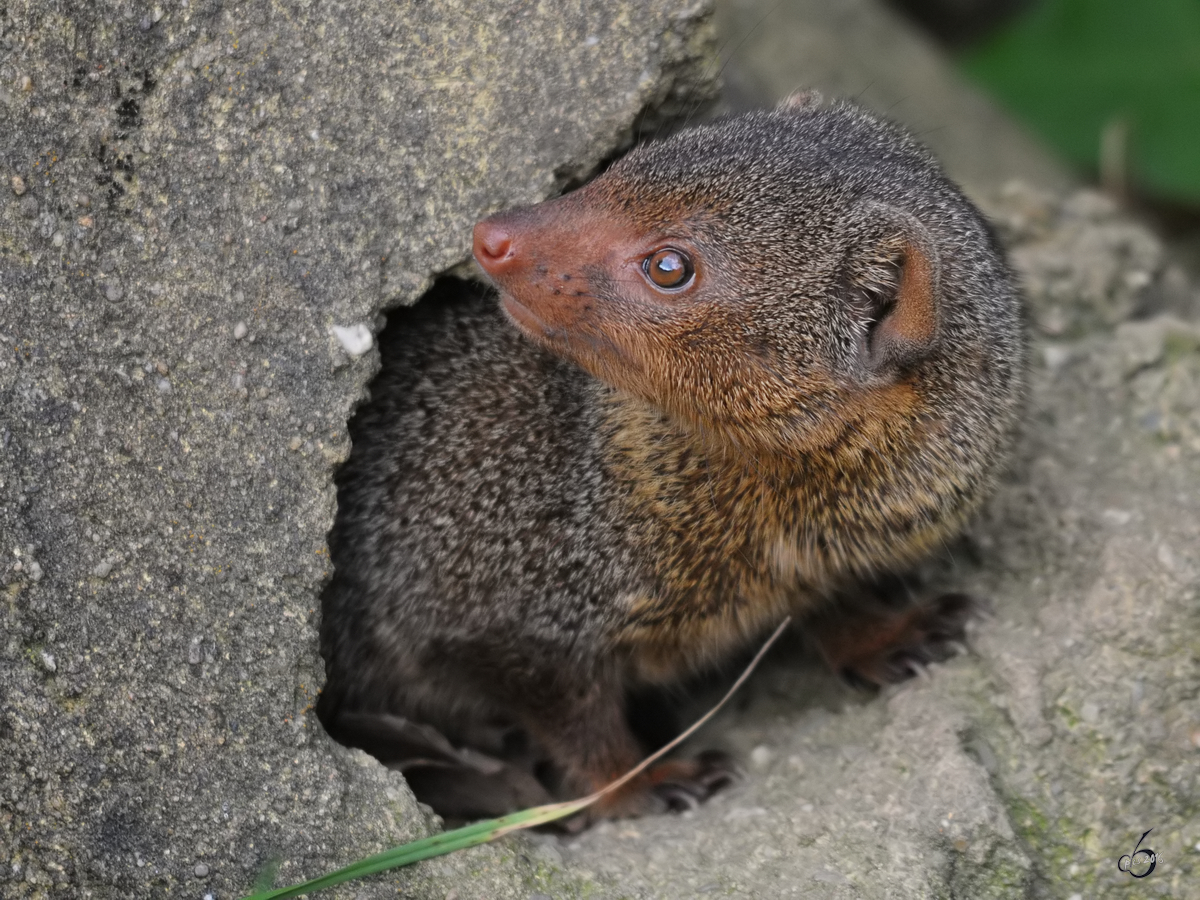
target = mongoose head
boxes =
[474,96,1022,457]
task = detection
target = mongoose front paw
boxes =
[650,750,742,811]
[812,591,981,687]
[583,751,741,820]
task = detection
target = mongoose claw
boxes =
[812,591,982,687]
[656,783,703,812]
[648,750,741,811]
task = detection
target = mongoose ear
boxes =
[850,203,942,375]
[778,90,823,113]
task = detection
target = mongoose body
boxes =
[317,96,1025,819]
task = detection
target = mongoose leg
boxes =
[321,709,555,821]
[517,676,736,818]
[808,592,978,687]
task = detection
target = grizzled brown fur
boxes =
[317,97,1025,820]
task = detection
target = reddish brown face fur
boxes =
[473,180,854,457]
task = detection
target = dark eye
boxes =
[642,248,694,290]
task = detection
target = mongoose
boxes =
[317,94,1025,820]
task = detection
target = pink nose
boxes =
[473,218,515,277]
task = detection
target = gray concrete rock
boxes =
[0,1,716,897]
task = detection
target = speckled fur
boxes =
[318,99,1025,811]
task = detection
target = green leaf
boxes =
[962,0,1200,204]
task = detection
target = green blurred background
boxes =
[901,0,1200,211]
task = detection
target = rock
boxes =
[0,1,717,897]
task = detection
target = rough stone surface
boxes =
[0,1,716,897]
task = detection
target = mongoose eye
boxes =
[642,248,694,290]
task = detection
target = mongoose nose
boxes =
[473,219,516,277]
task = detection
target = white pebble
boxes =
[1101,508,1132,526]
[749,744,773,768]
[233,321,248,340]
[331,323,373,357]
[1042,344,1071,372]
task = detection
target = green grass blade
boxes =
[239,798,591,900]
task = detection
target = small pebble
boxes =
[92,560,113,578]
[11,175,25,195]
[1157,543,1177,572]
[78,215,94,228]
[17,74,32,92]
[40,651,56,673]
[749,744,773,768]
[233,321,248,340]
[288,437,302,451]
[194,863,209,878]
[332,323,373,357]
[26,560,43,582]
[1101,509,1132,526]
[105,282,124,303]
[1124,270,1151,290]
[155,361,169,375]
[52,231,64,247]
[1042,344,1070,372]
